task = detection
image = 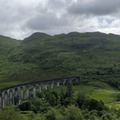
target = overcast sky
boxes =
[1,0,120,39]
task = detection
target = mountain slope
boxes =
[0,36,21,83]
[6,32,120,83]
[0,35,21,59]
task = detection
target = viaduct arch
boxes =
[0,77,80,108]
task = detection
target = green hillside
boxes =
[0,32,120,86]
[0,36,21,84]
[0,35,20,58]
[6,32,120,83]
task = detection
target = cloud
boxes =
[0,0,43,39]
[0,0,120,39]
[68,0,120,16]
[26,13,69,30]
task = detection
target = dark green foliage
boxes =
[18,97,49,113]
[65,105,84,120]
[101,114,113,120]
[83,99,105,111]
[77,92,86,108]
[60,89,65,105]
[48,94,57,106]
[0,106,26,120]
[77,92,105,111]
[18,100,32,111]
[115,93,120,101]
[45,108,58,120]
[65,82,73,98]
[107,79,120,89]
[45,105,84,120]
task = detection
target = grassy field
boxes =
[73,84,118,103]
[0,81,24,88]
[75,84,120,109]
[47,81,120,109]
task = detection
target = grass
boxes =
[0,81,23,89]
[90,89,116,102]
[73,84,118,103]
[72,81,118,102]
[107,102,120,110]
[73,83,120,109]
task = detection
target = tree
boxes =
[45,107,63,120]
[77,92,86,108]
[65,82,73,98]
[18,100,32,111]
[49,94,56,106]
[83,99,105,111]
[60,89,65,105]
[0,106,28,120]
[65,105,84,120]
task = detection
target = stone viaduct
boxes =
[0,77,80,109]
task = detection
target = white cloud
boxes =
[0,0,120,39]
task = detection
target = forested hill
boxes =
[0,32,120,86]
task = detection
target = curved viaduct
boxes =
[0,77,80,108]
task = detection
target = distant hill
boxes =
[0,32,120,86]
